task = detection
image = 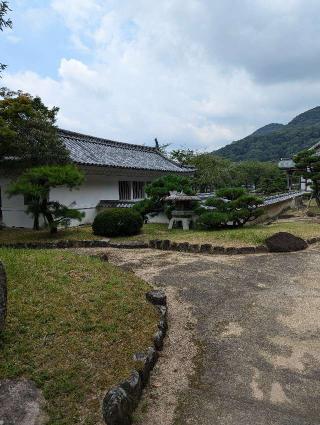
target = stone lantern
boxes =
[164,191,200,230]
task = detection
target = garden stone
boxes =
[226,247,238,255]
[157,305,168,319]
[133,347,158,386]
[0,261,7,334]
[307,237,317,244]
[188,244,200,253]
[200,244,212,254]
[237,246,256,254]
[149,240,156,248]
[211,246,225,254]
[102,386,132,425]
[158,318,168,335]
[266,232,308,252]
[120,370,142,410]
[146,290,167,306]
[170,242,178,250]
[177,242,189,252]
[153,329,165,351]
[0,379,47,425]
[161,240,171,250]
[255,245,268,253]
[155,240,162,249]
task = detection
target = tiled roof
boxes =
[59,129,194,173]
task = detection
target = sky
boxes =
[1,0,320,151]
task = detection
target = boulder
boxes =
[0,261,7,334]
[265,232,308,253]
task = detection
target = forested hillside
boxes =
[215,107,320,161]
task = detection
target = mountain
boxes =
[250,123,284,136]
[215,106,320,162]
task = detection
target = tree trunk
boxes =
[33,214,40,231]
[41,198,58,234]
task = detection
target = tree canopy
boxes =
[197,188,263,230]
[0,89,70,169]
[169,149,287,194]
[0,2,12,75]
[294,148,320,206]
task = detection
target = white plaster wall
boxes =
[0,176,35,228]
[0,168,159,228]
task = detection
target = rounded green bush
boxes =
[196,211,229,230]
[92,208,143,237]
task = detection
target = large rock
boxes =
[265,232,308,252]
[0,261,7,334]
[0,379,47,425]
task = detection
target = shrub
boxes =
[132,198,156,218]
[145,175,194,209]
[197,212,229,230]
[197,188,263,230]
[205,197,226,209]
[216,187,246,200]
[92,208,143,237]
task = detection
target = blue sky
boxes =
[2,0,320,150]
[0,1,94,77]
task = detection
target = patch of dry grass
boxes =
[0,249,158,425]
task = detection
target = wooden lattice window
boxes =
[132,181,145,200]
[119,181,131,200]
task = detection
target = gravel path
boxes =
[94,246,320,425]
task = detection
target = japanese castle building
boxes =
[0,129,193,228]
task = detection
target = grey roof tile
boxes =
[59,129,193,173]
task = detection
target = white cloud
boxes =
[4,0,320,150]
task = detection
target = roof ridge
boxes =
[58,128,157,152]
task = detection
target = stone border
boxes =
[148,239,268,255]
[306,236,320,245]
[102,290,167,425]
[1,235,319,255]
[0,240,148,250]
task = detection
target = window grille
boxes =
[132,181,145,199]
[119,181,131,200]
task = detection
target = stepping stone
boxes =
[0,379,47,425]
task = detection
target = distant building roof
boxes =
[59,129,194,174]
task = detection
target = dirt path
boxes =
[103,247,320,425]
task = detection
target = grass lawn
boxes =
[113,221,320,247]
[0,226,101,244]
[1,220,320,247]
[0,249,158,425]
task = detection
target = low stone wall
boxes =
[102,290,168,425]
[149,239,268,255]
[1,234,319,256]
[253,196,302,224]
